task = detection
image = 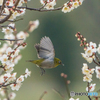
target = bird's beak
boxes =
[26,60,33,62]
[61,63,64,66]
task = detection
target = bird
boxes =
[27,36,64,75]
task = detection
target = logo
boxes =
[70,91,98,97]
[70,91,75,97]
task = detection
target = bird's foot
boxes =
[40,67,45,76]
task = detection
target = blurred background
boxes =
[1,0,100,100]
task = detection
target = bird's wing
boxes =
[34,36,55,59]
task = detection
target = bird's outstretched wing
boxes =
[34,36,55,59]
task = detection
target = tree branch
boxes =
[0,5,63,12]
[93,59,100,66]
[0,0,6,16]
[0,38,23,41]
[87,82,92,100]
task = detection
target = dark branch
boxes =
[0,5,63,12]
[0,0,6,16]
[0,38,23,41]
[0,81,16,88]
[87,82,92,100]
[93,59,100,66]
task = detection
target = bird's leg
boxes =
[40,67,45,76]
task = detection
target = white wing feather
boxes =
[35,36,55,59]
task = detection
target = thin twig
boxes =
[52,88,65,100]
[0,81,16,88]
[0,5,63,12]
[0,25,15,29]
[87,82,92,100]
[8,42,26,60]
[39,91,47,100]
[95,53,100,64]
[0,38,23,41]
[0,0,6,16]
[38,1,47,10]
[93,59,100,66]
[63,78,70,99]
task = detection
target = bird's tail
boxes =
[26,60,33,62]
[26,60,39,64]
[26,59,44,65]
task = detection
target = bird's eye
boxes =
[59,61,61,64]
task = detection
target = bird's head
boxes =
[54,58,64,67]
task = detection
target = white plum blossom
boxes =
[0,89,5,96]
[40,0,56,9]
[78,0,84,5]
[4,34,15,46]
[0,75,5,84]
[3,98,7,100]
[4,34,15,40]
[96,74,100,79]
[0,0,3,5]
[2,27,14,35]
[62,0,84,13]
[25,68,31,78]
[40,0,45,5]
[14,49,20,57]
[85,47,93,57]
[95,66,100,79]
[89,42,97,49]
[7,0,14,6]
[95,66,100,74]
[3,73,11,81]
[72,1,79,8]
[62,3,71,13]
[86,83,96,92]
[82,63,89,75]
[69,98,74,100]
[69,98,79,100]
[8,23,15,28]
[4,62,14,73]
[11,11,20,20]
[13,55,22,65]
[90,68,95,74]
[8,73,17,82]
[0,43,8,56]
[97,44,100,54]
[19,9,26,16]
[29,20,39,32]
[17,31,26,41]
[10,83,22,91]
[9,92,16,100]
[82,63,95,83]
[16,75,24,83]
[18,0,24,6]
[81,53,94,63]
[83,74,92,83]
[4,8,10,15]
[6,47,13,55]
[0,54,8,64]
[82,63,95,75]
[81,42,97,63]
[9,8,26,20]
